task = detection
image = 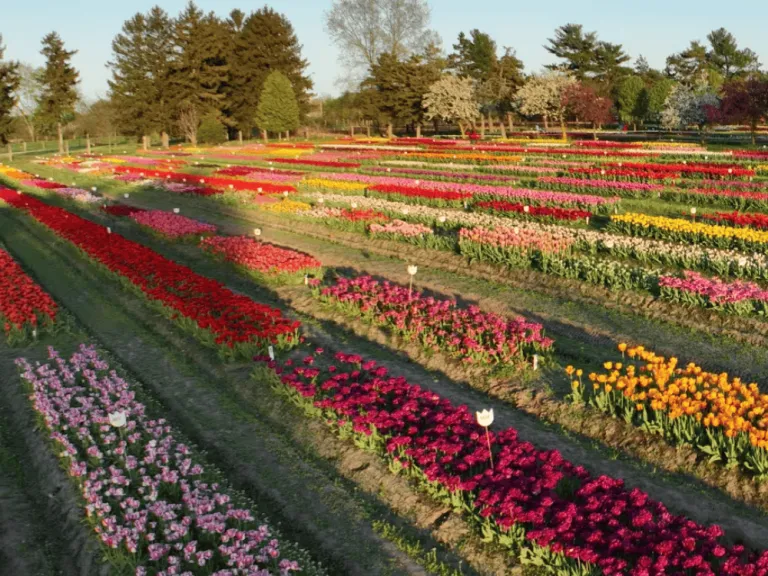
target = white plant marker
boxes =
[268,345,275,361]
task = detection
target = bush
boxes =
[198,113,227,144]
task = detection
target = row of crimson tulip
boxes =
[0,189,300,359]
[0,244,58,343]
[475,200,592,222]
[269,158,361,169]
[659,270,768,315]
[312,275,552,368]
[200,236,322,278]
[111,166,296,194]
[569,167,681,181]
[267,349,768,575]
[368,183,472,204]
[604,162,755,178]
[699,211,768,230]
[216,166,305,178]
[18,345,313,575]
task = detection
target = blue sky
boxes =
[3,0,768,101]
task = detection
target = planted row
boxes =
[0,189,299,359]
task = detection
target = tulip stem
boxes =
[408,276,413,300]
[485,427,494,469]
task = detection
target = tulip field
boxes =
[8,138,768,575]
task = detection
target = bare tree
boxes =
[15,63,42,141]
[178,101,199,146]
[325,0,438,80]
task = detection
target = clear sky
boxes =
[3,0,768,101]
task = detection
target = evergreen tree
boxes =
[170,2,229,143]
[449,30,497,81]
[108,7,175,138]
[197,112,227,144]
[227,7,312,135]
[364,51,441,136]
[37,32,79,152]
[0,35,21,145]
[545,23,629,93]
[255,71,300,136]
[616,75,646,128]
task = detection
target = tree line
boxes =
[322,0,768,141]
[2,0,768,148]
[0,2,312,149]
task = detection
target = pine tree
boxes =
[254,71,299,137]
[37,32,79,152]
[226,7,312,135]
[0,35,21,145]
[197,112,227,144]
[108,7,175,138]
[170,2,229,144]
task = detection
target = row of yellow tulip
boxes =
[609,212,768,253]
[568,343,768,476]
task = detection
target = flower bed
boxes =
[537,176,664,198]
[609,213,768,254]
[574,343,768,477]
[200,236,321,280]
[368,184,471,204]
[475,200,592,222]
[658,270,768,314]
[700,211,768,231]
[112,166,296,194]
[129,210,217,238]
[0,246,57,343]
[314,275,552,367]
[0,189,300,358]
[261,200,312,215]
[368,219,433,238]
[269,158,361,168]
[102,205,147,217]
[269,350,768,575]
[18,345,314,575]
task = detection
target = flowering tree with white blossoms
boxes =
[516,71,577,138]
[423,75,479,136]
[661,83,719,129]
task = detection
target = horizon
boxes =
[3,0,768,101]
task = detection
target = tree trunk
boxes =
[161,132,169,149]
[752,122,757,146]
[593,125,598,140]
[366,125,371,137]
[22,142,27,153]
[7,144,12,161]
[458,121,466,137]
[479,116,485,138]
[64,140,69,154]
[350,125,355,137]
[86,134,91,154]
[285,130,290,141]
[238,130,243,144]
[415,123,421,138]
[386,123,393,138]
[499,121,507,139]
[633,123,637,131]
[507,112,514,133]
[57,122,63,154]
[487,114,494,133]
[560,117,567,141]
[543,115,548,130]
[278,132,282,141]
[262,129,268,143]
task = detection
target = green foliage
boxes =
[171,2,229,116]
[37,32,79,132]
[449,30,497,81]
[227,7,312,133]
[0,35,21,144]
[197,112,227,144]
[545,23,630,95]
[616,75,646,125]
[363,51,442,130]
[255,71,300,134]
[644,78,674,124]
[665,29,757,88]
[107,7,175,136]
